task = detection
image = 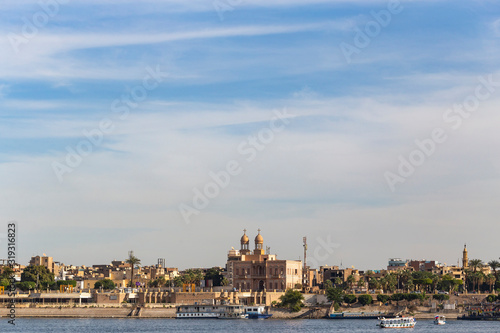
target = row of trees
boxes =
[327,258,500,295]
[325,284,374,309]
[464,258,500,293]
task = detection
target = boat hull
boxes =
[378,316,416,328]
[247,314,273,319]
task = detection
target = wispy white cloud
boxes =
[0,84,9,98]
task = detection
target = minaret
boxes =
[462,244,468,269]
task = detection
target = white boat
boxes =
[377,316,416,328]
[434,315,446,325]
[245,306,272,319]
[176,304,248,319]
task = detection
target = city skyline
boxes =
[10,230,496,273]
[1,1,500,270]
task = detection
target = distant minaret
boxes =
[462,244,468,269]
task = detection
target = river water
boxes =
[2,318,499,332]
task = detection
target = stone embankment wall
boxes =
[0,306,177,318]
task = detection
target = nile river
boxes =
[2,318,499,332]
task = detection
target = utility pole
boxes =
[303,237,308,289]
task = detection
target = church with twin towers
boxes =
[225,229,303,291]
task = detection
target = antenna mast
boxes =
[303,237,308,288]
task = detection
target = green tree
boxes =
[0,278,10,287]
[323,279,333,290]
[149,276,166,288]
[1,267,14,280]
[400,270,412,292]
[368,277,381,290]
[94,279,115,290]
[357,278,365,290]
[488,260,500,282]
[16,281,36,291]
[346,275,355,292]
[364,270,373,284]
[326,287,344,304]
[486,274,496,293]
[182,269,205,286]
[343,294,357,304]
[205,268,223,286]
[279,289,304,312]
[334,277,343,288]
[221,277,229,286]
[469,259,483,273]
[173,276,184,287]
[54,280,77,290]
[21,265,54,289]
[126,252,141,288]
[383,273,397,293]
[358,294,373,306]
[431,274,440,293]
[377,294,390,304]
[486,294,498,303]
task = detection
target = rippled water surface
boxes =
[3,318,499,332]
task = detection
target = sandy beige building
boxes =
[227,230,302,292]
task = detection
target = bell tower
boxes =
[254,229,265,255]
[240,229,250,255]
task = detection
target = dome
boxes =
[240,230,249,244]
[255,230,264,244]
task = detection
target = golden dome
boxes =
[255,229,264,244]
[240,230,249,244]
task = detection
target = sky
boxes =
[1,0,500,271]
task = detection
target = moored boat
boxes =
[176,304,248,319]
[330,311,386,319]
[377,316,416,328]
[245,306,272,319]
[434,315,446,325]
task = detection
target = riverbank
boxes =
[1,292,483,319]
[0,307,312,319]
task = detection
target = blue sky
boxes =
[1,0,500,270]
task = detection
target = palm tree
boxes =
[469,259,483,273]
[486,274,496,293]
[400,270,412,292]
[365,270,373,284]
[357,277,365,290]
[477,272,486,293]
[182,269,205,286]
[126,252,141,288]
[346,274,355,292]
[488,260,500,281]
